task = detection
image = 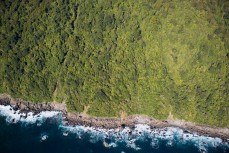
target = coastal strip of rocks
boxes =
[0,94,228,142]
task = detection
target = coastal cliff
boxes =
[1,94,228,142]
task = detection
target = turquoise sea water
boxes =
[0,105,228,153]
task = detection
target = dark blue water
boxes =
[0,114,228,153]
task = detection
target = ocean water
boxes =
[0,105,228,153]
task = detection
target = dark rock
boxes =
[0,97,11,105]
[184,130,189,133]
[121,124,126,129]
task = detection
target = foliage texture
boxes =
[0,0,229,127]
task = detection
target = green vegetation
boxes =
[0,0,228,127]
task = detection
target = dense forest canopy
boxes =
[0,0,229,127]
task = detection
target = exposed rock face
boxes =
[0,95,10,105]
[0,94,228,142]
[0,94,66,114]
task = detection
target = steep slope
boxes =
[0,0,228,127]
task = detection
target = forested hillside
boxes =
[0,0,229,127]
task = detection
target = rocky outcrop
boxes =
[0,94,228,142]
[0,94,66,115]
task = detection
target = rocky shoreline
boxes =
[0,94,228,142]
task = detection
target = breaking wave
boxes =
[0,105,228,153]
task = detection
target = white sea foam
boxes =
[0,105,61,124]
[59,124,228,151]
[40,134,48,142]
[63,132,68,136]
[0,104,228,151]
[151,138,159,149]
